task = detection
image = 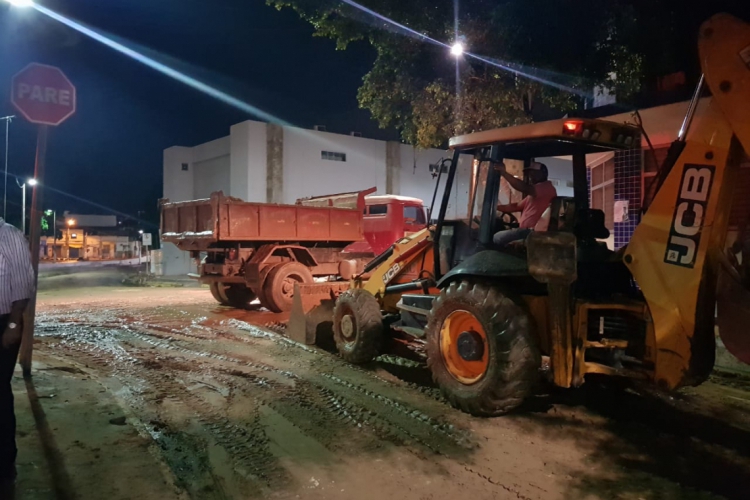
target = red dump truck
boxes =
[160,189,426,312]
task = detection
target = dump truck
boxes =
[160,189,427,312]
[291,13,750,416]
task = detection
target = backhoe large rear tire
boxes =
[333,289,383,364]
[264,262,314,313]
[426,281,540,417]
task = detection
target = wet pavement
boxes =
[10,281,750,499]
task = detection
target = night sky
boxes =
[0,0,385,230]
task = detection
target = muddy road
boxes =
[13,281,750,500]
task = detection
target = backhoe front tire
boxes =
[426,281,540,417]
[333,289,383,364]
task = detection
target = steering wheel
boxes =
[471,211,520,231]
[497,211,520,230]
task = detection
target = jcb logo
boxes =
[382,263,401,284]
[664,164,715,268]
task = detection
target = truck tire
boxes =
[254,263,279,311]
[333,289,383,364]
[210,283,256,309]
[224,284,257,309]
[209,282,230,305]
[263,262,314,313]
[426,281,540,417]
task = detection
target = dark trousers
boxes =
[0,314,21,479]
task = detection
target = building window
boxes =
[322,151,347,162]
[590,158,615,231]
[181,163,189,171]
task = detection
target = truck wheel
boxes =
[264,262,314,313]
[254,264,279,311]
[426,281,540,417]
[210,282,230,305]
[223,284,257,309]
[212,283,256,309]
[333,289,383,364]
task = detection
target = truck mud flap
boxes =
[287,282,350,345]
[716,257,750,365]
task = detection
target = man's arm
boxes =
[1,227,35,346]
[495,163,537,197]
[497,202,523,213]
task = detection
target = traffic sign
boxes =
[142,233,153,246]
[11,63,77,126]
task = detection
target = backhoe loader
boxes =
[289,13,750,416]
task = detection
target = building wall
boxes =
[282,127,388,204]
[193,155,231,199]
[230,121,268,202]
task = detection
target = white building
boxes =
[162,119,576,275]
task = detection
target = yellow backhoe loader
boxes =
[289,13,750,416]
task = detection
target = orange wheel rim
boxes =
[439,310,489,384]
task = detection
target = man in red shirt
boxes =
[493,162,557,247]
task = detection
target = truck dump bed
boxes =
[161,190,372,250]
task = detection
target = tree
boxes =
[267,0,644,148]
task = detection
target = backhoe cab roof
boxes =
[448,118,640,159]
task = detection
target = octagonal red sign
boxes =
[11,63,77,126]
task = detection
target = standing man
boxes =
[493,162,557,247]
[0,217,35,489]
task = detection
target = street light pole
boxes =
[46,209,56,261]
[17,178,38,235]
[1,115,14,220]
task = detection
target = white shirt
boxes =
[0,219,35,315]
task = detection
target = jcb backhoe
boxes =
[289,13,750,416]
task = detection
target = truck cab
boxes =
[345,195,428,255]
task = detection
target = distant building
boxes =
[44,212,141,260]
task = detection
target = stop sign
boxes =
[11,63,77,126]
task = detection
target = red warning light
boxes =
[563,120,583,134]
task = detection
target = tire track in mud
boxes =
[38,326,286,498]
[41,309,471,447]
[36,306,479,496]
[119,319,475,455]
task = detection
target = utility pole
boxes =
[1,115,14,220]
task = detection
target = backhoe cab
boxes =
[296,13,750,417]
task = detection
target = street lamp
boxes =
[67,218,76,227]
[450,41,465,57]
[16,178,37,235]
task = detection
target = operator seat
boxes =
[533,207,551,232]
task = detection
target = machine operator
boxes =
[493,161,557,247]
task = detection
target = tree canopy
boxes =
[267,0,744,148]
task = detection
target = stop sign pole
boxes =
[11,63,76,377]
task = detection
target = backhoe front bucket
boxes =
[716,257,750,365]
[287,282,349,345]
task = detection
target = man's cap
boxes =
[524,162,548,175]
